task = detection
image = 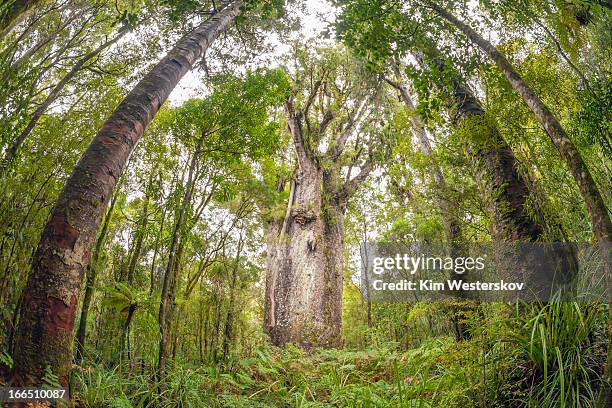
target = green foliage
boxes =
[572,78,612,158]
[1,1,610,407]
[0,351,13,369]
[503,299,606,407]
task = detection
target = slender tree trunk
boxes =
[359,221,373,336]
[158,134,204,381]
[222,235,244,360]
[428,1,612,244]
[0,0,43,34]
[12,1,243,387]
[120,304,136,362]
[75,191,118,364]
[118,189,149,366]
[149,198,167,296]
[126,186,150,284]
[211,283,222,362]
[1,31,127,170]
[198,283,204,363]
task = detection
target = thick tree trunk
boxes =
[265,92,372,349]
[428,1,612,243]
[265,106,351,349]
[12,1,242,387]
[265,164,344,348]
[0,0,42,34]
[75,191,118,364]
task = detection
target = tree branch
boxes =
[329,97,369,161]
[285,98,311,166]
[340,160,373,201]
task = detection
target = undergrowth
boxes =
[72,300,607,408]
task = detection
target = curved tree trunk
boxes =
[427,0,612,244]
[12,1,243,387]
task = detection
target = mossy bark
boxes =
[264,99,370,349]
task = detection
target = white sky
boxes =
[168,0,336,105]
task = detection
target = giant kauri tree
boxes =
[264,48,392,348]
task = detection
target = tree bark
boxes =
[264,98,372,349]
[74,191,118,364]
[449,81,545,242]
[12,1,243,387]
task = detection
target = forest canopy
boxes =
[0,0,610,406]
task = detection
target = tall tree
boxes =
[157,131,203,382]
[264,48,387,348]
[424,1,611,247]
[12,0,243,387]
[422,4,611,396]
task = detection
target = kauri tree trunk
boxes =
[265,95,373,349]
[12,1,243,387]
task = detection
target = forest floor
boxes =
[72,300,608,407]
[72,335,512,408]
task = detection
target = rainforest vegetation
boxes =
[0,0,611,406]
